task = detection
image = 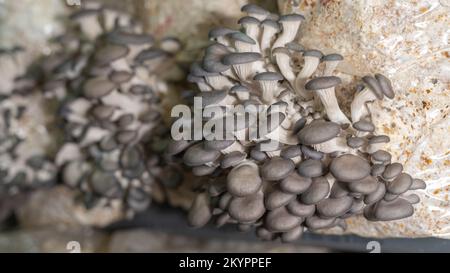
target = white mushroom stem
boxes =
[350,87,378,122]
[265,125,299,145]
[197,81,213,92]
[111,58,132,72]
[274,53,296,84]
[323,60,340,76]
[232,63,257,82]
[235,92,250,101]
[216,37,231,47]
[294,56,320,99]
[257,80,278,103]
[266,150,282,158]
[260,26,278,56]
[315,87,350,124]
[204,75,234,90]
[77,16,103,40]
[272,20,302,49]
[243,25,260,47]
[217,94,237,107]
[312,136,350,154]
[55,143,82,166]
[234,41,257,53]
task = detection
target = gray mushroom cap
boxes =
[353,120,375,132]
[297,159,325,178]
[382,162,403,180]
[286,199,315,217]
[134,48,168,64]
[362,75,384,100]
[265,206,302,232]
[83,78,116,99]
[410,178,426,190]
[198,90,228,107]
[203,139,234,151]
[297,120,341,145]
[166,139,192,155]
[261,19,280,30]
[250,149,267,162]
[91,104,115,120]
[89,170,121,198]
[202,43,230,73]
[347,137,365,148]
[238,16,260,25]
[316,196,353,218]
[364,182,386,205]
[280,172,312,194]
[190,62,218,77]
[228,192,265,222]
[280,145,302,159]
[300,145,324,160]
[330,154,371,182]
[183,143,221,166]
[371,150,392,163]
[305,215,336,230]
[305,76,341,90]
[365,198,414,221]
[254,71,283,81]
[330,181,349,198]
[322,53,343,61]
[260,157,295,181]
[227,164,262,196]
[265,189,295,210]
[303,49,323,59]
[285,42,304,52]
[375,73,395,99]
[387,173,412,194]
[371,164,386,177]
[192,165,217,176]
[208,27,237,39]
[109,70,133,83]
[279,13,306,22]
[230,85,250,94]
[347,175,379,194]
[106,31,154,45]
[369,135,390,144]
[281,226,303,243]
[221,151,246,169]
[94,44,129,66]
[300,176,330,205]
[228,32,256,44]
[222,52,262,65]
[241,4,269,15]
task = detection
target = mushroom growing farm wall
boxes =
[278,0,450,238]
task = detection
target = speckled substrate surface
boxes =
[279,0,449,238]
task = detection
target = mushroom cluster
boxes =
[51,4,182,214]
[0,47,58,196]
[168,4,426,242]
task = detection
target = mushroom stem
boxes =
[272,21,302,49]
[316,87,350,124]
[294,56,320,99]
[312,136,350,154]
[274,52,296,84]
[350,87,378,122]
[204,75,234,90]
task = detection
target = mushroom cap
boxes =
[261,19,280,30]
[297,159,325,178]
[192,165,217,176]
[280,145,302,159]
[166,139,192,155]
[250,149,267,162]
[286,199,315,217]
[198,90,228,107]
[300,145,324,160]
[94,44,129,66]
[106,31,154,45]
[183,143,221,166]
[297,120,341,145]
[281,226,303,243]
[227,163,262,196]
[305,215,336,230]
[222,52,262,65]
[371,164,386,177]
[279,13,305,22]
[265,206,302,232]
[280,172,312,194]
[382,163,403,180]
[188,193,212,227]
[260,157,295,181]
[89,170,121,198]
[265,189,295,210]
[375,73,395,99]
[285,42,304,52]
[330,154,371,182]
[238,16,260,25]
[364,182,386,205]
[208,27,237,39]
[83,78,116,99]
[109,70,133,83]
[228,192,265,222]
[221,151,246,169]
[203,139,234,151]
[303,49,323,58]
[134,48,167,63]
[368,135,390,144]
[365,198,414,221]
[230,85,250,94]
[300,176,330,205]
[362,75,384,100]
[410,178,426,190]
[228,32,256,44]
[322,53,343,62]
[387,173,412,194]
[190,62,218,77]
[353,120,375,132]
[203,43,231,73]
[330,181,349,198]
[241,4,269,15]
[371,150,392,163]
[347,175,379,194]
[316,196,353,218]
[347,137,365,148]
[91,104,115,120]
[254,71,283,81]
[305,76,341,90]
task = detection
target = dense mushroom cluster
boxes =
[0,47,57,196]
[168,4,426,242]
[49,4,182,214]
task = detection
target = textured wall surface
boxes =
[279,0,449,238]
